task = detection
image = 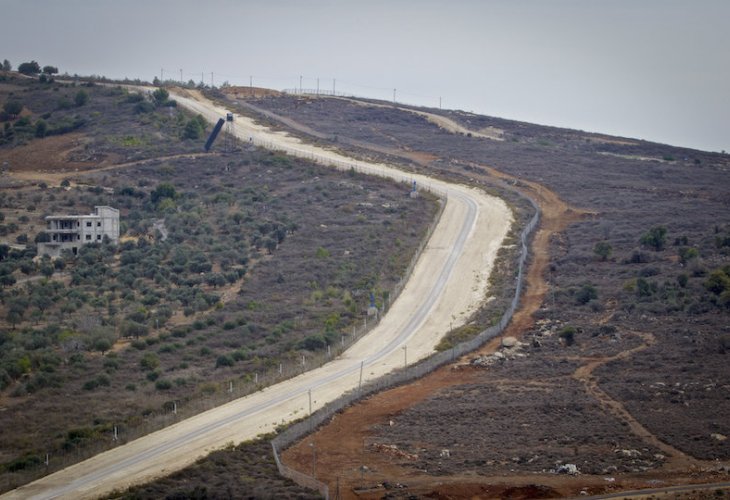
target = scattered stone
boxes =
[711,433,727,441]
[440,449,450,458]
[370,443,418,461]
[555,463,580,475]
[502,336,518,348]
[618,449,641,457]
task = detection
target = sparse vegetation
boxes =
[0,74,437,484]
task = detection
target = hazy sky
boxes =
[2,0,728,152]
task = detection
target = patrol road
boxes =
[3,90,511,499]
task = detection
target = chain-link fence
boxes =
[271,192,540,499]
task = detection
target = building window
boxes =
[86,222,92,227]
[97,235,102,240]
[97,222,101,227]
[86,235,92,241]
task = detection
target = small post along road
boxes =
[3,90,511,499]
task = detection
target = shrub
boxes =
[575,284,598,305]
[677,273,689,288]
[140,352,160,371]
[636,277,656,297]
[125,93,145,103]
[151,183,177,204]
[593,241,612,261]
[559,326,577,346]
[215,355,234,368]
[134,101,154,114]
[152,88,169,106]
[183,118,203,140]
[640,226,668,251]
[705,269,730,295]
[3,100,22,117]
[155,379,172,390]
[74,90,89,107]
[678,247,699,264]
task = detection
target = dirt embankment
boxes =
[282,161,593,497]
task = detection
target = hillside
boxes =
[2,71,729,498]
[0,73,439,493]
[240,92,729,497]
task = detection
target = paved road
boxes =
[2,90,511,499]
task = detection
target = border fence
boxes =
[270,190,540,498]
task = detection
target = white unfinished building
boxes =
[37,206,120,258]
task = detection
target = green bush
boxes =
[215,355,234,368]
[134,101,154,114]
[593,241,612,261]
[183,118,203,140]
[575,284,598,305]
[640,226,668,251]
[559,326,577,346]
[74,90,89,107]
[152,88,169,106]
[705,269,730,295]
[140,352,160,371]
[3,100,22,116]
[155,379,172,390]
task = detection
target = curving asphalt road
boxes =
[2,90,511,499]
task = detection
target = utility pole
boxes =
[358,361,364,391]
[393,88,396,104]
[439,96,442,109]
[316,77,320,96]
[299,75,303,93]
[179,68,183,84]
[250,75,253,89]
[310,441,317,477]
[211,71,214,87]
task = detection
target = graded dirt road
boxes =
[2,91,511,499]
